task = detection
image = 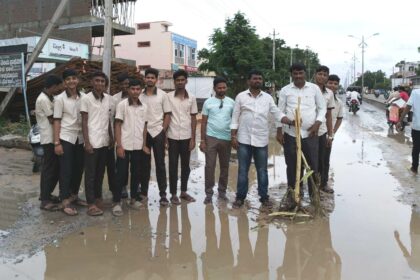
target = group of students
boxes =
[35,62,344,216]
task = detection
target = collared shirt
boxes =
[140,87,171,137]
[166,91,198,140]
[230,90,281,147]
[407,89,420,131]
[202,96,235,141]
[111,91,128,117]
[278,81,327,139]
[318,87,335,136]
[80,92,112,148]
[332,98,344,128]
[53,91,84,144]
[35,92,54,144]
[115,98,148,151]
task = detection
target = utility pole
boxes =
[103,0,113,92]
[269,29,279,97]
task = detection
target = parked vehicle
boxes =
[28,124,43,173]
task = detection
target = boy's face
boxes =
[315,71,329,85]
[121,79,129,92]
[128,85,142,99]
[145,73,157,87]
[174,76,187,90]
[64,76,79,90]
[92,76,106,93]
[214,82,227,97]
[326,80,339,92]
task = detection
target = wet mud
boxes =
[1,97,420,279]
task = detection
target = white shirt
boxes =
[230,90,281,147]
[140,88,171,138]
[278,82,327,139]
[350,91,360,103]
[166,91,198,140]
[332,98,344,128]
[407,89,420,131]
[318,88,335,136]
[53,91,84,144]
[115,98,148,151]
[35,92,54,144]
[80,92,112,149]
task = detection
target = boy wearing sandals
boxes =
[114,79,151,215]
[80,71,114,216]
[166,70,198,205]
[53,69,87,216]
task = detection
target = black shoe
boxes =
[260,199,273,209]
[203,195,212,205]
[159,196,169,207]
[232,198,244,209]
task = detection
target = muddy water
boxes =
[1,100,420,279]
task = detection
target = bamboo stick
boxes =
[294,97,302,204]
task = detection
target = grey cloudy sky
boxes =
[135,0,420,83]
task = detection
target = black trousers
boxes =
[114,150,148,203]
[143,131,167,197]
[84,147,107,205]
[106,147,117,192]
[283,133,319,195]
[412,129,420,172]
[168,138,191,195]
[58,139,84,200]
[40,143,59,201]
[323,145,333,187]
[318,133,328,187]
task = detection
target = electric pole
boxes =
[269,29,279,98]
[103,0,113,92]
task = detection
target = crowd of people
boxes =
[35,62,346,216]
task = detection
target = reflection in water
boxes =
[394,207,420,273]
[278,218,341,280]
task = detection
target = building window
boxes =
[138,65,151,70]
[138,41,151,47]
[137,23,150,30]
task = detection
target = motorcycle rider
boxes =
[348,90,361,112]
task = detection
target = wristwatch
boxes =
[54,141,61,146]
[327,135,334,140]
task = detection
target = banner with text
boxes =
[0,53,23,87]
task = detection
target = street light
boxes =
[344,51,357,85]
[348,33,379,93]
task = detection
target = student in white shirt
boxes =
[166,70,198,205]
[314,66,335,194]
[53,69,87,216]
[277,63,327,209]
[35,75,63,211]
[230,70,282,209]
[80,71,113,216]
[114,79,151,214]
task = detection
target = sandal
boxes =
[40,201,59,212]
[87,205,104,216]
[180,193,196,203]
[170,196,181,205]
[112,203,123,217]
[70,195,88,207]
[321,186,334,194]
[62,204,78,216]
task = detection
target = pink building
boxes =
[112,21,198,77]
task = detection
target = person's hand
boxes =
[326,137,333,148]
[231,137,239,150]
[199,141,206,153]
[54,144,64,156]
[276,131,284,145]
[143,146,151,155]
[84,142,94,154]
[165,136,169,150]
[189,138,196,151]
[307,122,321,137]
[116,146,125,158]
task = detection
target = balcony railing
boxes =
[174,56,184,65]
[187,59,196,67]
[90,0,136,28]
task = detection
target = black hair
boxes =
[91,71,107,80]
[316,65,329,73]
[213,76,227,87]
[145,68,159,78]
[44,75,63,89]
[289,63,306,73]
[117,72,129,83]
[173,69,188,80]
[128,78,142,87]
[328,74,340,82]
[62,69,78,80]
[247,69,263,80]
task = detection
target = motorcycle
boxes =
[350,99,359,114]
[386,98,408,131]
[28,123,44,173]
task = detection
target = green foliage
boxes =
[354,70,391,90]
[0,116,30,137]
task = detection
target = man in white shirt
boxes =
[314,66,335,193]
[80,71,113,216]
[140,68,172,206]
[166,70,198,205]
[277,63,327,209]
[35,75,63,211]
[399,89,420,174]
[53,69,86,216]
[230,70,282,208]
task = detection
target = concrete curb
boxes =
[0,135,31,150]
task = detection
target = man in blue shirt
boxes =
[199,77,235,204]
[399,89,420,174]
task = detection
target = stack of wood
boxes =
[0,57,143,120]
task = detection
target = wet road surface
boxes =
[0,97,419,279]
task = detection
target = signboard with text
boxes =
[0,53,23,87]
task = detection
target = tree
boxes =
[354,70,391,89]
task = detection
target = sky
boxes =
[134,0,420,84]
